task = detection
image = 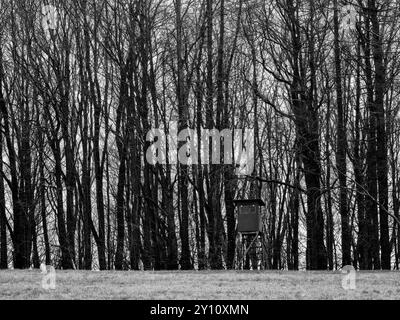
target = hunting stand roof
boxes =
[233,199,266,207]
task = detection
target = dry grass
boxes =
[0,270,400,300]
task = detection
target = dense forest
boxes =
[0,0,400,271]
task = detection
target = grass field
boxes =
[0,270,400,300]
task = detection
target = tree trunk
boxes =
[176,0,192,270]
[369,0,390,269]
[333,0,351,266]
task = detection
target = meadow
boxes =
[0,270,399,300]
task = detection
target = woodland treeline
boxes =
[0,0,400,271]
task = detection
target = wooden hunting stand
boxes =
[234,199,268,270]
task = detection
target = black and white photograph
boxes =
[0,0,400,309]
